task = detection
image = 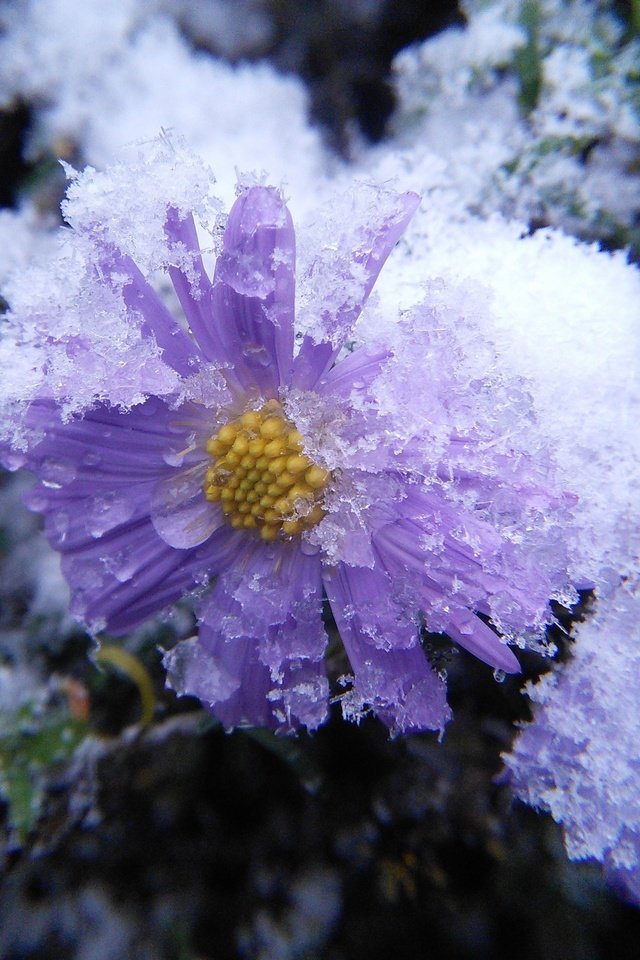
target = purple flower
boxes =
[12,182,577,735]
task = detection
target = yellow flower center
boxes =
[203,400,330,541]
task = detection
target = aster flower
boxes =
[4,172,577,735]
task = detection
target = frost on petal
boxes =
[372,478,560,670]
[291,184,420,390]
[504,579,640,906]
[210,185,295,396]
[324,561,451,736]
[166,541,329,732]
[61,141,221,275]
[0,232,182,446]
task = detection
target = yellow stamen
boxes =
[203,400,331,540]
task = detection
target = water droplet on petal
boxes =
[493,668,506,683]
[163,448,186,467]
[300,538,321,557]
[242,342,271,367]
[139,399,159,416]
[24,488,48,512]
[52,511,69,543]
[88,494,135,538]
[0,449,26,471]
[41,457,77,487]
[106,551,138,583]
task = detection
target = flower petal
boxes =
[21,399,242,633]
[173,540,329,731]
[446,608,521,674]
[164,208,235,371]
[100,245,200,377]
[209,186,295,396]
[164,634,328,733]
[323,561,451,735]
[317,344,392,399]
[151,462,225,548]
[62,518,242,634]
[291,189,420,390]
[373,488,528,673]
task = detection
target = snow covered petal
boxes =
[163,207,233,371]
[176,541,329,731]
[291,187,421,390]
[323,561,451,735]
[100,244,200,378]
[210,185,295,396]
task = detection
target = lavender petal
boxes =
[323,560,451,735]
[210,186,295,397]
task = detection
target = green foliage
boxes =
[0,698,87,845]
[514,0,542,112]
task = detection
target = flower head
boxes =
[3,163,578,735]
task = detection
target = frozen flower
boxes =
[2,170,578,735]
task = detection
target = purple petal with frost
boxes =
[210,186,295,396]
[373,502,521,673]
[173,542,328,730]
[323,561,451,735]
[291,190,420,391]
[100,245,200,377]
[200,540,326,674]
[64,518,242,634]
[21,399,243,633]
[317,344,392,399]
[164,208,237,375]
[165,634,329,733]
[446,609,521,674]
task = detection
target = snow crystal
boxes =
[0,143,230,446]
[352,173,640,596]
[505,577,640,905]
[61,139,221,274]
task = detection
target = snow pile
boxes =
[387,0,640,244]
[505,579,640,907]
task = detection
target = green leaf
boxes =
[0,700,88,844]
[514,0,542,113]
